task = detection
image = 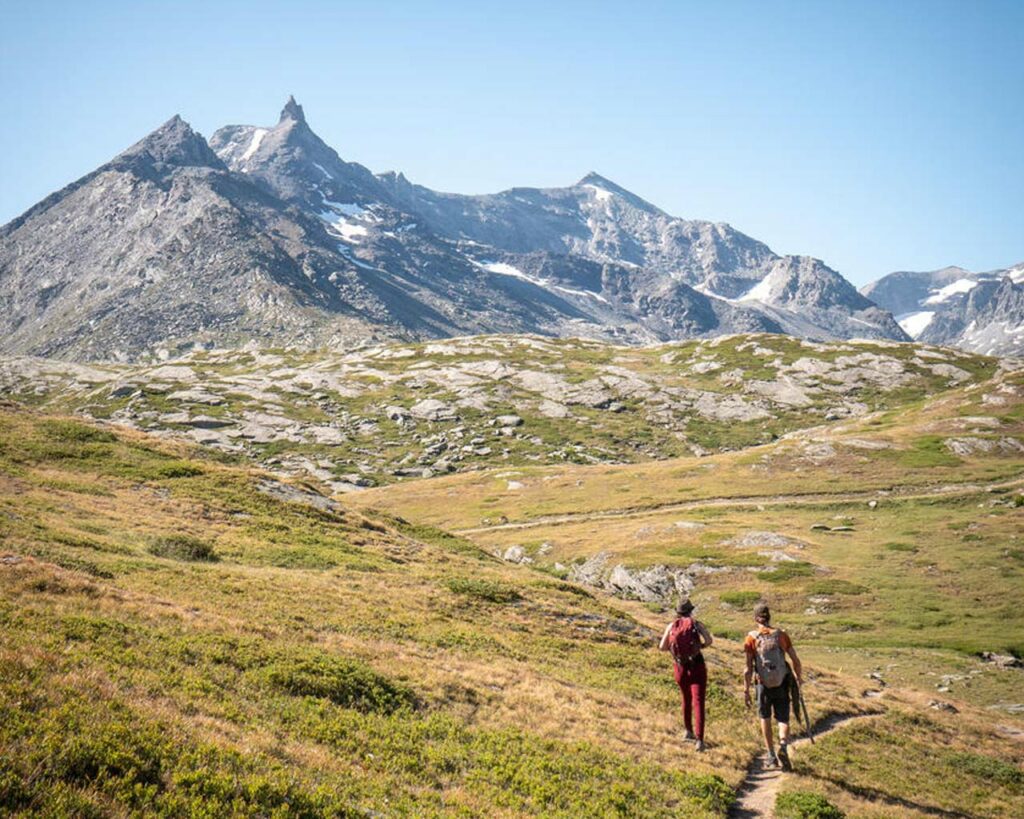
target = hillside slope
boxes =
[2,391,1022,816]
[0,405,742,816]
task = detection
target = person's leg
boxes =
[682,682,694,735]
[776,682,792,744]
[760,718,774,753]
[675,664,694,738]
[692,661,707,742]
[757,685,774,751]
[775,685,793,770]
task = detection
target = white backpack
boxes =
[754,628,788,688]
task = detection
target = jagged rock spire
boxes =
[280,95,306,124]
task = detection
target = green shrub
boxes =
[391,519,489,559]
[946,751,1024,788]
[264,652,415,713]
[884,542,917,552]
[757,562,815,583]
[148,535,218,562]
[446,577,521,604]
[154,461,204,479]
[776,790,845,818]
[48,555,114,579]
[901,436,960,468]
[720,590,763,608]
[39,419,116,443]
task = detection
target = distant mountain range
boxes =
[862,263,1024,356]
[3,96,1015,362]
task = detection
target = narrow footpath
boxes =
[728,713,879,818]
[455,475,1024,535]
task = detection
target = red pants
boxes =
[674,658,707,740]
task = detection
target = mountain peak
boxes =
[280,95,306,124]
[577,171,616,189]
[120,115,223,169]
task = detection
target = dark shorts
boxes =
[757,677,791,722]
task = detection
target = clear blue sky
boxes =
[2,0,1021,285]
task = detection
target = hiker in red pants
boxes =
[659,598,714,751]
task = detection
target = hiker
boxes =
[659,598,713,752]
[743,601,802,770]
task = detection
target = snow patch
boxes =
[474,260,609,305]
[313,162,335,180]
[740,276,774,302]
[336,222,368,242]
[897,310,936,338]
[583,184,613,203]
[321,200,365,218]
[317,201,370,243]
[240,129,268,162]
[924,278,978,305]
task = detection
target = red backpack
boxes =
[669,617,702,665]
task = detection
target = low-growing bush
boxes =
[39,419,117,443]
[946,751,1024,788]
[757,562,815,583]
[148,535,218,562]
[446,577,521,604]
[153,461,204,479]
[775,790,845,818]
[884,541,917,552]
[48,555,114,579]
[264,652,415,713]
[720,590,763,608]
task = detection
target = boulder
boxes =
[981,651,1023,669]
[502,545,531,564]
[409,399,458,422]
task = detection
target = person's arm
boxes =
[658,623,673,652]
[697,621,713,648]
[783,632,803,683]
[743,639,754,708]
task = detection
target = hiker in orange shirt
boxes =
[743,601,802,770]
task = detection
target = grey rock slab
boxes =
[409,398,458,422]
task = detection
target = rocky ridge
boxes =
[0,98,911,361]
[863,262,1024,356]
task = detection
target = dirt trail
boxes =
[729,712,880,818]
[454,476,1024,535]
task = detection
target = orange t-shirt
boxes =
[743,625,792,658]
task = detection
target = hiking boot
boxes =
[766,750,780,768]
[777,744,792,771]
[694,740,705,753]
[682,730,696,742]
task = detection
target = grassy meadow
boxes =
[1,338,1022,817]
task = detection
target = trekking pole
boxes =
[793,677,814,744]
